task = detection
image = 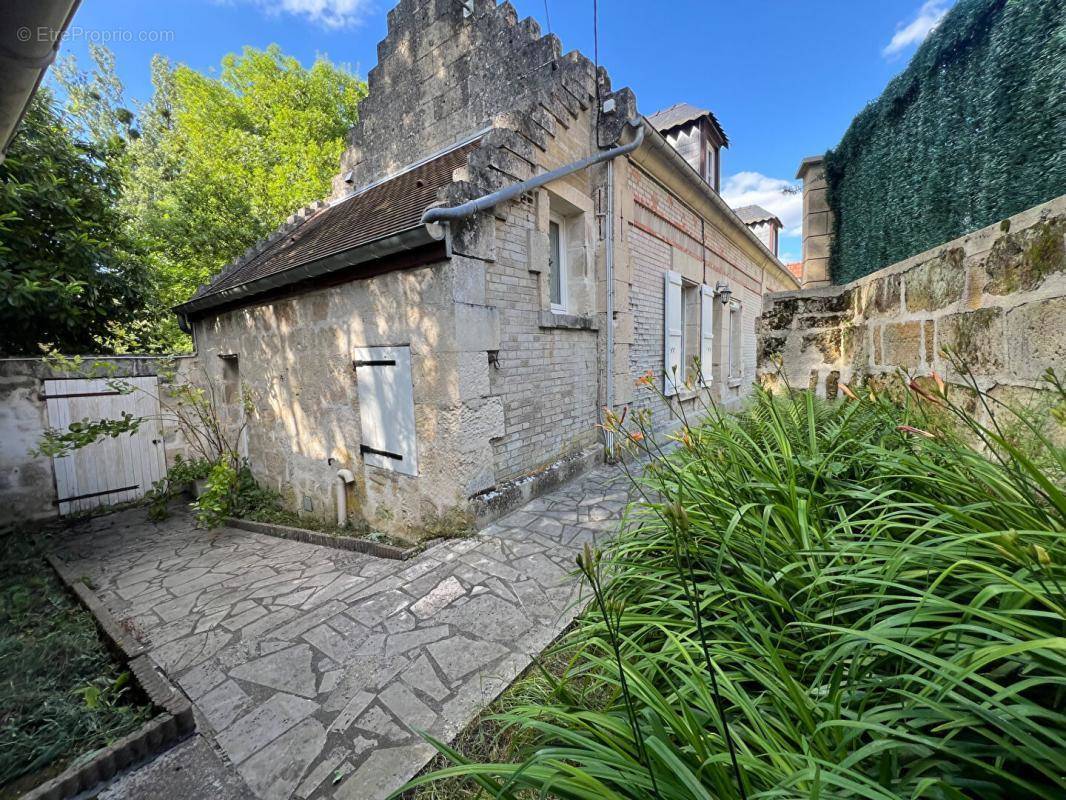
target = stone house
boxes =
[174,0,798,537]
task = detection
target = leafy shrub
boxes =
[406,374,1066,799]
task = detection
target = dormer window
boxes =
[648,102,728,193]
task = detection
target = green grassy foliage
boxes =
[0,528,151,796]
[403,373,1066,799]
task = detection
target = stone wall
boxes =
[758,194,1066,405]
[0,356,195,525]
[618,155,796,425]
[190,257,501,538]
[331,0,604,196]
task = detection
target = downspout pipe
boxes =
[421,117,644,225]
[335,469,355,527]
[604,158,616,459]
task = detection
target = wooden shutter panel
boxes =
[663,271,683,396]
[700,284,715,386]
[353,345,419,477]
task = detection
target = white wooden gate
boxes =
[44,377,168,515]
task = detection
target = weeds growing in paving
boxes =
[0,526,152,797]
[402,364,1066,799]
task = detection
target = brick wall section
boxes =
[487,200,600,480]
[621,162,790,423]
[758,193,1066,408]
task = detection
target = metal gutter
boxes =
[421,117,645,225]
[635,118,800,290]
[1,0,82,162]
[174,224,444,321]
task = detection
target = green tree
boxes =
[124,46,367,349]
[0,92,149,355]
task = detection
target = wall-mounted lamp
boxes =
[715,281,733,305]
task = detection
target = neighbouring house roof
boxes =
[177,138,482,316]
[786,261,803,280]
[733,204,782,227]
[648,102,729,147]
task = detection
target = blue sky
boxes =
[55,0,953,263]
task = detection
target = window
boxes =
[219,354,240,403]
[705,141,718,190]
[548,214,567,312]
[353,345,418,477]
[728,301,743,379]
[664,273,716,395]
[681,281,700,384]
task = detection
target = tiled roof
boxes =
[786,261,803,280]
[647,102,729,146]
[187,139,481,305]
[733,204,782,227]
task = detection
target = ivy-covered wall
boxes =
[825,0,1066,284]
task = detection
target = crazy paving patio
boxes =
[53,464,631,800]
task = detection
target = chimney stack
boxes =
[796,156,833,288]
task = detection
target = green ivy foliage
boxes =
[825,0,1066,284]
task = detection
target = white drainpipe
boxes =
[335,469,355,527]
[604,158,616,458]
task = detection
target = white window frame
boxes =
[728,300,744,380]
[548,212,568,314]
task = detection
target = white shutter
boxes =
[663,271,683,396]
[353,346,419,477]
[700,284,715,387]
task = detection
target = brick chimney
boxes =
[796,156,833,288]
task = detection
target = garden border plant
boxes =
[401,357,1066,800]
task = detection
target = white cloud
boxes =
[883,0,951,58]
[721,172,804,238]
[234,0,372,29]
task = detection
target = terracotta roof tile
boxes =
[190,139,481,303]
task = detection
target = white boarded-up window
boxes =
[353,346,419,477]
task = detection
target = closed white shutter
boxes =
[700,284,715,386]
[353,346,419,477]
[663,271,683,396]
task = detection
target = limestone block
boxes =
[451,213,496,262]
[939,308,1005,374]
[1005,296,1066,380]
[804,188,829,216]
[452,304,500,352]
[802,257,830,288]
[450,258,487,305]
[527,229,548,274]
[881,321,923,370]
[807,211,831,238]
[803,234,830,262]
[905,248,965,312]
[982,217,1065,295]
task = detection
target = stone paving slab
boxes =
[55,463,632,800]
